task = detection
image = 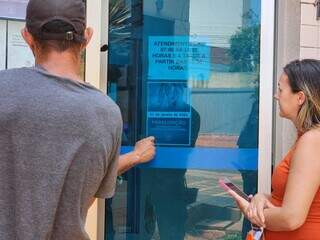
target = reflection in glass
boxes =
[107,0,261,239]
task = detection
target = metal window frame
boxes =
[258,0,275,194]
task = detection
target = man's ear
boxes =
[81,27,93,49]
[297,91,306,106]
[21,27,35,49]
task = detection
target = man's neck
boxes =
[36,51,83,82]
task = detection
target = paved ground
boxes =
[184,170,243,240]
[110,170,249,240]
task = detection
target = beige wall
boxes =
[300,0,320,59]
[274,0,301,165]
[274,1,320,165]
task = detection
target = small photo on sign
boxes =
[148,82,190,112]
[146,82,191,146]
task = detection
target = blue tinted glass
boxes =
[107,0,260,239]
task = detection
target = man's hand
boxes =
[133,136,156,164]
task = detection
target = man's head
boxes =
[22,0,92,59]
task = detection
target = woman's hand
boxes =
[133,136,156,164]
[246,193,275,227]
[228,190,274,228]
[227,189,250,216]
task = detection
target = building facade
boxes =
[0,0,319,239]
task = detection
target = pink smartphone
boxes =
[219,177,262,231]
[218,177,250,201]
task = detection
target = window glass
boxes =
[107,0,261,239]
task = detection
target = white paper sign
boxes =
[0,20,6,70]
[7,20,34,69]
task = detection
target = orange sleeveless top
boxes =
[265,147,320,240]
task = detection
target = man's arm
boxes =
[118,136,155,175]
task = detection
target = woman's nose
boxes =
[274,93,279,100]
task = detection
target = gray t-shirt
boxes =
[0,67,122,240]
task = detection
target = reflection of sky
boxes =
[189,0,261,48]
[250,1,261,19]
[189,0,243,48]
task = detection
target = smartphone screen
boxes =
[219,177,250,201]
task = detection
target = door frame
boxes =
[84,0,109,239]
[85,0,276,239]
[258,0,275,194]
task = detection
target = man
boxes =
[0,0,122,239]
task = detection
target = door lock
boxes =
[100,44,109,52]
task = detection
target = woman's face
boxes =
[274,73,302,121]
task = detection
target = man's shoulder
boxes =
[0,67,31,75]
[96,95,122,121]
[80,89,122,124]
[0,67,34,81]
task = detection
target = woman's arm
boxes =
[118,136,155,175]
[262,131,320,231]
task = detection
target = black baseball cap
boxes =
[26,0,86,43]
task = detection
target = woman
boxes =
[229,59,320,239]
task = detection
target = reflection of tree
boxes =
[109,0,131,44]
[229,11,260,73]
[231,11,260,240]
[109,0,132,58]
[229,10,260,101]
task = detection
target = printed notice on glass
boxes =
[7,21,34,69]
[148,36,210,81]
[146,82,191,146]
[0,20,6,70]
[0,0,28,20]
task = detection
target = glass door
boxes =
[106,0,264,239]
